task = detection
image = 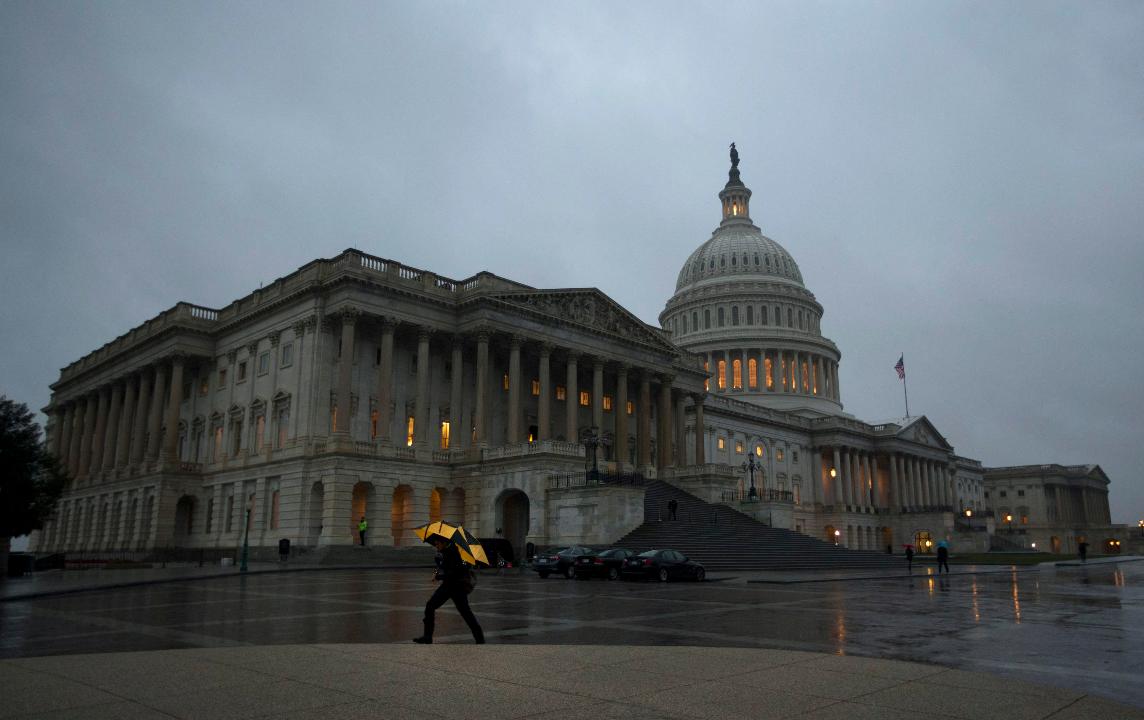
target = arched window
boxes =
[720,255,726,267]
[717,307,725,327]
[760,307,768,326]
[787,307,793,327]
[692,311,698,330]
[717,360,727,390]
[748,358,758,389]
[754,253,760,265]
[746,306,753,325]
[774,306,781,325]
[682,314,688,333]
[731,255,737,266]
[731,306,739,326]
[764,357,774,390]
[732,359,742,389]
[704,309,711,329]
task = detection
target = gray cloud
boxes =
[2,1,1141,523]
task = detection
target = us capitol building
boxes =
[32,148,1122,560]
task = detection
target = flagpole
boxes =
[901,352,910,418]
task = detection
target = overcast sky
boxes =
[2,2,1141,525]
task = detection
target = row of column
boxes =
[815,447,954,511]
[330,312,706,469]
[705,348,839,400]
[51,355,187,481]
[38,489,154,552]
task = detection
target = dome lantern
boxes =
[719,142,752,223]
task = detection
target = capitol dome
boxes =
[661,145,843,416]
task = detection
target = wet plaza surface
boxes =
[2,561,1142,708]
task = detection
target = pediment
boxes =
[491,289,677,353]
[896,416,953,451]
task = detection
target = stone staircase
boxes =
[613,481,901,571]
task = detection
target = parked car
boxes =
[621,549,706,582]
[533,546,594,578]
[574,548,635,580]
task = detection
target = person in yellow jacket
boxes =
[358,517,368,546]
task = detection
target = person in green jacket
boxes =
[358,517,368,546]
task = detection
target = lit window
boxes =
[406,416,415,447]
[579,390,590,407]
[735,441,744,454]
[755,445,763,457]
[531,379,540,396]
[748,359,758,389]
[237,361,247,382]
[281,342,293,367]
[801,361,809,391]
[503,374,510,391]
[704,361,710,391]
[717,360,726,390]
[603,395,613,411]
[776,449,785,462]
[440,421,450,449]
[717,437,726,450]
[556,385,566,401]
[732,359,742,389]
[370,410,378,439]
[626,401,634,415]
[200,378,209,396]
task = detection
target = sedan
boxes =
[533,546,594,579]
[621,549,706,582]
[574,548,635,580]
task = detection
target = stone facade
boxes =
[33,151,1124,559]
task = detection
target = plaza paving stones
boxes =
[0,561,1142,717]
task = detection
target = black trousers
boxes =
[360,530,366,546]
[938,557,950,573]
[424,582,484,643]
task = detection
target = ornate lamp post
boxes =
[240,497,253,573]
[1138,519,1143,537]
[1005,513,1013,533]
[581,426,600,481]
[742,452,759,500]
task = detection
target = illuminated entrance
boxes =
[914,530,934,554]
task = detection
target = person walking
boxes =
[905,545,914,573]
[413,537,484,644]
[1078,541,1088,563]
[358,516,368,546]
[668,498,678,521]
[937,540,950,574]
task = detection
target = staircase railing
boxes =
[720,488,794,504]
[548,470,647,489]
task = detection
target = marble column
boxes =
[376,318,396,442]
[115,376,136,468]
[863,453,874,507]
[831,447,842,505]
[101,382,123,471]
[162,356,185,461]
[813,449,824,505]
[474,330,489,445]
[674,392,687,466]
[334,310,358,437]
[449,335,463,448]
[415,326,431,448]
[537,343,552,442]
[77,393,96,477]
[656,376,673,470]
[507,335,523,444]
[565,353,578,442]
[692,393,705,465]
[89,387,109,475]
[889,453,899,510]
[59,404,75,472]
[146,364,167,461]
[614,364,628,464]
[130,369,151,465]
[637,372,651,468]
[591,358,604,460]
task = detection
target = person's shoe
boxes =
[475,638,486,645]
[412,636,432,644]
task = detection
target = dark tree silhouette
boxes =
[1,396,68,579]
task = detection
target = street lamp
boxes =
[833,529,841,546]
[742,452,760,500]
[240,498,253,573]
[1005,513,1013,532]
[965,509,972,518]
[1138,519,1143,537]
[581,426,600,481]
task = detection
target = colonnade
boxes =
[704,348,839,400]
[331,310,706,469]
[39,487,156,552]
[814,447,955,512]
[50,354,189,482]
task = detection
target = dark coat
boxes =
[435,543,471,586]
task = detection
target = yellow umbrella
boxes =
[413,521,490,567]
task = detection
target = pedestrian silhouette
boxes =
[668,498,678,521]
[905,545,914,573]
[1078,542,1088,563]
[937,542,950,574]
[413,538,484,645]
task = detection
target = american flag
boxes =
[894,355,905,380]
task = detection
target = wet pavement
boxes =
[2,560,1142,709]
